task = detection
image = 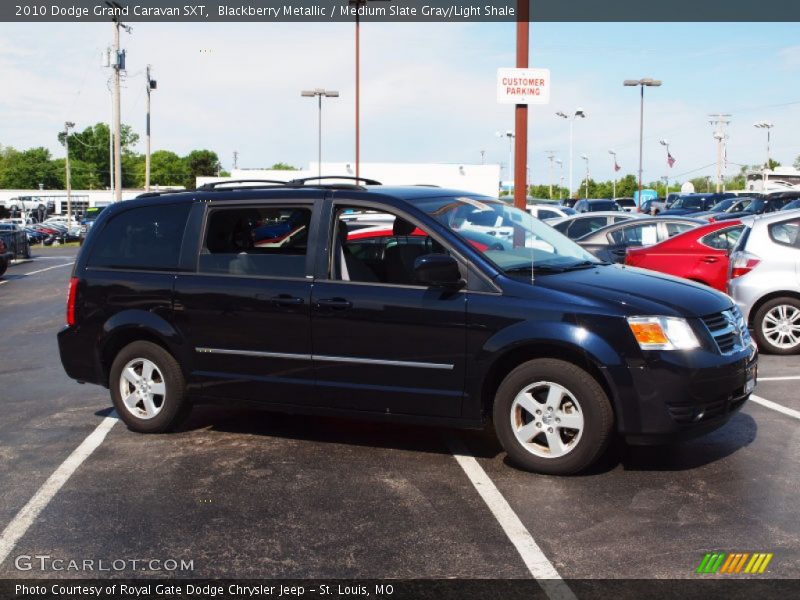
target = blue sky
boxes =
[1,21,798,190]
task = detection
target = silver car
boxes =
[728,209,800,354]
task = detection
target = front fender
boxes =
[467,318,637,429]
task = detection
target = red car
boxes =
[625,220,743,291]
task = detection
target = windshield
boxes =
[671,196,704,209]
[743,199,766,213]
[709,198,736,212]
[416,196,602,276]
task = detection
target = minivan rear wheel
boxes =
[110,341,189,432]
[753,297,800,355]
[493,359,613,475]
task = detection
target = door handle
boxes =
[701,256,719,263]
[267,294,304,307]
[315,297,353,310]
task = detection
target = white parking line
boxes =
[0,413,118,566]
[750,395,800,421]
[757,376,800,382]
[0,261,73,286]
[448,437,575,600]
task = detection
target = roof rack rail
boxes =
[413,184,440,187]
[136,192,164,198]
[288,175,382,186]
[196,179,289,191]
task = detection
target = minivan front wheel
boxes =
[493,359,613,475]
[754,297,800,355]
[110,341,189,432]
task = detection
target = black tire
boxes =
[492,358,614,475]
[0,259,6,277]
[752,297,800,355]
[22,242,31,259]
[109,340,190,432]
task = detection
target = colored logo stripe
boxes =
[697,552,773,574]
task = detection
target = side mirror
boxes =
[414,254,465,289]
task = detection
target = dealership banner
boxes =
[3,0,800,22]
[3,579,800,600]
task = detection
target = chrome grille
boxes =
[701,307,750,355]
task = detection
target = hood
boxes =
[526,264,731,318]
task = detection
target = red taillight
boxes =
[66,277,78,326]
[730,252,760,279]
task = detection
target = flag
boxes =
[667,152,676,168]
[614,161,621,172]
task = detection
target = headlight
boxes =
[627,316,700,350]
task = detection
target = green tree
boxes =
[0,147,61,189]
[270,162,299,170]
[184,149,221,189]
[51,157,103,190]
[147,150,188,187]
[57,123,140,189]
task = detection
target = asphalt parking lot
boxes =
[0,246,798,585]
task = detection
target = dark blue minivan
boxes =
[58,179,758,474]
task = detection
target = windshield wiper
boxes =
[505,264,567,274]
[561,260,606,270]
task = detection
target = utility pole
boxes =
[624,78,662,211]
[545,151,556,199]
[480,150,486,165]
[112,18,122,201]
[145,65,156,192]
[63,121,75,224]
[709,114,731,193]
[233,151,239,170]
[661,175,669,199]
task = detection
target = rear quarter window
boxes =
[768,217,800,248]
[87,203,190,271]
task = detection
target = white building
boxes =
[198,162,501,198]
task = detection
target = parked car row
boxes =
[519,200,800,355]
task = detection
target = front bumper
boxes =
[614,342,758,445]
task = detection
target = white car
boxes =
[526,204,576,221]
[2,197,49,213]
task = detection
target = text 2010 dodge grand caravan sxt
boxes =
[58,179,758,474]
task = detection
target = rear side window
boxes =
[609,223,658,246]
[199,205,312,278]
[700,225,743,250]
[87,203,190,271]
[768,217,800,248]
[665,222,696,237]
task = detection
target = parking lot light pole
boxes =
[497,130,515,195]
[754,121,774,171]
[556,160,563,199]
[302,88,340,179]
[624,78,662,211]
[556,109,586,197]
[608,149,617,198]
[581,154,589,198]
[63,121,75,225]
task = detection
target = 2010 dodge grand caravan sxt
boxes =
[58,178,758,475]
